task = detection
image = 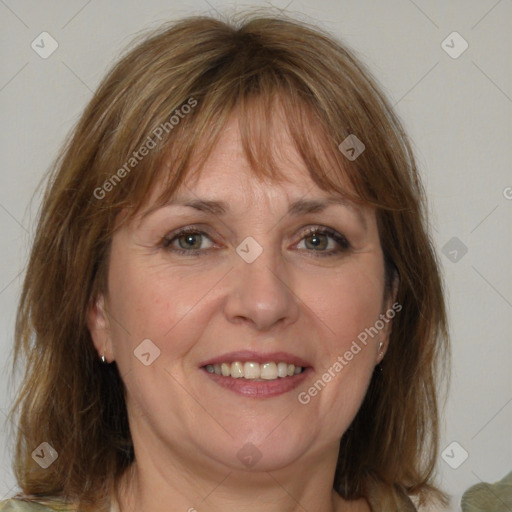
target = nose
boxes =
[223,243,300,332]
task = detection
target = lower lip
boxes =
[201,367,312,398]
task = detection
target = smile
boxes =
[204,361,305,380]
[200,350,312,398]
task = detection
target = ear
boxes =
[86,294,114,363]
[376,273,400,365]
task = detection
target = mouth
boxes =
[204,361,305,379]
[199,351,312,398]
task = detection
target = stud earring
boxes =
[378,341,383,353]
[101,353,107,364]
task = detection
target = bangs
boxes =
[111,86,376,233]
[92,17,410,236]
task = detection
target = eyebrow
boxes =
[141,197,367,228]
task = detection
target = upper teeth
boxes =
[204,362,304,380]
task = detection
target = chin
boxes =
[199,423,315,472]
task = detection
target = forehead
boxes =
[178,114,335,205]
[129,95,369,230]
[132,112,373,234]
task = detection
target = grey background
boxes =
[1,1,511,510]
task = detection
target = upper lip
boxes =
[199,350,312,368]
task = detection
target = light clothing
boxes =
[0,483,415,511]
[0,500,73,511]
[0,499,117,512]
[0,492,415,511]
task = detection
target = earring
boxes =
[378,341,383,353]
[101,353,107,364]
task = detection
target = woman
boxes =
[1,13,449,512]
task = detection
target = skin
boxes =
[88,113,394,512]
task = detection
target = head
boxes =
[11,13,449,510]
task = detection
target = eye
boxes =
[161,225,350,257]
[162,228,215,254]
[295,226,350,256]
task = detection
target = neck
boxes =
[114,447,370,512]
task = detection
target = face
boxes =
[88,113,392,475]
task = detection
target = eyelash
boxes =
[162,225,351,257]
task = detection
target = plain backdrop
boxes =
[1,1,511,510]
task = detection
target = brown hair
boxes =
[9,12,450,511]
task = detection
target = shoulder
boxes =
[0,499,76,511]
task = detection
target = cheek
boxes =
[295,256,384,423]
[303,256,385,344]
[106,250,222,360]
